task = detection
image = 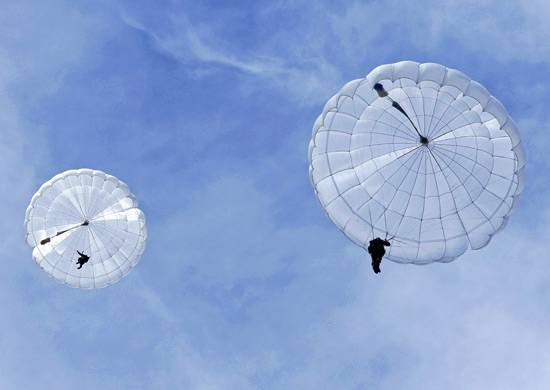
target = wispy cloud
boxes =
[122,14,283,75]
[121,11,343,105]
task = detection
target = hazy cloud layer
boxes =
[1,1,549,389]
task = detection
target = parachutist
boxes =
[76,251,90,269]
[368,237,390,274]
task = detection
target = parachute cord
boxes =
[39,221,89,245]
[368,208,375,242]
[384,212,393,243]
[373,83,423,139]
[392,100,423,139]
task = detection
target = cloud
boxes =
[254,216,550,390]
[119,0,550,113]
[325,0,550,65]
[126,164,550,390]
[121,9,344,105]
[2,1,549,389]
[0,67,72,390]
[0,2,131,388]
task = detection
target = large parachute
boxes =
[25,169,147,288]
[308,61,525,264]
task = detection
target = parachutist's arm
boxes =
[383,240,390,246]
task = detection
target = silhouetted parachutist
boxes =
[76,251,90,269]
[368,237,390,274]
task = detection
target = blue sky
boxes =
[1,1,550,389]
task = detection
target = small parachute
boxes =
[308,61,525,265]
[24,169,147,288]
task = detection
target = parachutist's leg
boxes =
[371,256,382,274]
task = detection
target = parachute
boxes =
[24,169,147,288]
[308,61,525,264]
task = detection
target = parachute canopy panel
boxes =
[25,169,147,288]
[309,61,524,265]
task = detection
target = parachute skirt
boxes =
[308,61,525,265]
[24,169,147,288]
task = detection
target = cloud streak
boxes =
[121,10,344,105]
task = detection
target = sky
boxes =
[1,0,550,389]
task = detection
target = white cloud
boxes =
[0,2,126,388]
[121,10,344,105]
[325,0,550,65]
[261,218,550,389]
[2,1,549,389]
[135,157,548,389]
[120,0,550,112]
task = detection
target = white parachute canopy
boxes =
[309,61,525,264]
[25,169,147,288]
